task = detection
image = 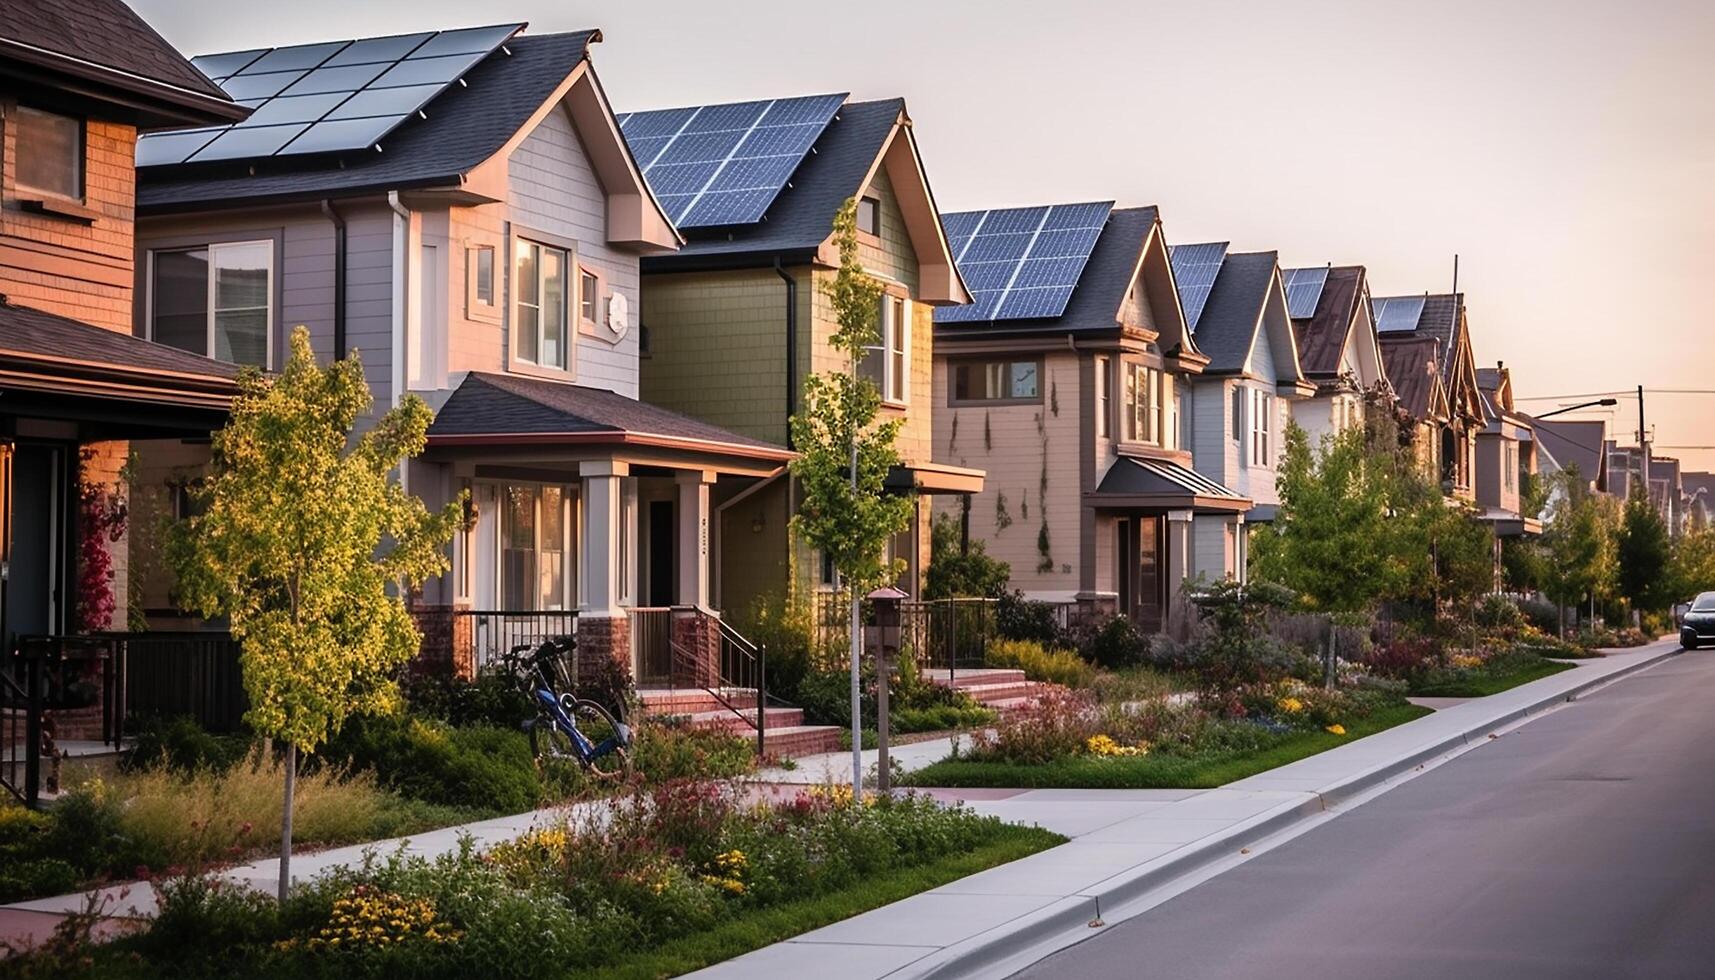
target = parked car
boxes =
[1680,592,1715,649]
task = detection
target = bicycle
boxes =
[501,637,632,778]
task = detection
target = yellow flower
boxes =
[1277,697,1305,714]
[1326,724,1346,736]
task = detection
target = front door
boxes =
[5,444,67,648]
[646,501,675,607]
[1114,514,1163,631]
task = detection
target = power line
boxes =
[1515,388,1715,401]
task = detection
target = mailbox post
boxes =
[865,587,907,793]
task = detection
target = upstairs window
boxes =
[514,239,569,369]
[1125,363,1168,446]
[1095,356,1110,438]
[861,296,911,404]
[952,357,1039,404]
[579,267,600,326]
[1231,386,1244,443]
[15,106,83,200]
[149,241,272,368]
[856,196,882,236]
[1249,389,1274,467]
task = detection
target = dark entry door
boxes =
[646,500,675,607]
[5,444,66,648]
[1115,514,1163,631]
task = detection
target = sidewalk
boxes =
[690,639,1683,980]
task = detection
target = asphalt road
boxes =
[1016,649,1715,980]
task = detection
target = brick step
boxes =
[757,724,843,759]
[922,668,1028,689]
[950,681,1045,705]
[678,706,805,733]
[637,687,759,717]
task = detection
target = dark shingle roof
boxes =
[1379,335,1439,421]
[934,206,1159,339]
[1529,417,1606,483]
[428,372,789,456]
[1291,265,1364,376]
[1191,250,1276,373]
[137,31,596,212]
[640,98,902,268]
[1373,291,1463,383]
[0,0,231,101]
[0,298,239,380]
[1476,367,1501,391]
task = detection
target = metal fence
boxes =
[113,631,248,734]
[457,610,579,673]
[631,608,674,685]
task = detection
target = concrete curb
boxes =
[907,643,1683,980]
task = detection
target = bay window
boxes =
[953,356,1039,404]
[515,238,569,369]
[1250,388,1274,466]
[861,295,911,403]
[1124,362,1169,446]
[149,241,272,368]
[1095,356,1110,438]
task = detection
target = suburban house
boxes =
[1649,456,1685,534]
[1167,244,1314,576]
[1474,363,1542,538]
[1371,292,1487,499]
[620,92,978,619]
[129,25,801,695]
[1683,472,1713,530]
[1280,264,1389,446]
[1379,334,1451,476]
[930,202,1248,631]
[0,0,249,801]
[1528,415,1608,496]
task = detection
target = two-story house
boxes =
[1168,244,1314,580]
[1527,415,1607,498]
[621,93,976,619]
[931,203,1248,632]
[1475,364,1541,535]
[0,0,248,800]
[1281,265,1389,445]
[132,25,795,685]
[1378,333,1451,477]
[1372,292,1486,500]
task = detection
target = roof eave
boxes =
[0,37,247,128]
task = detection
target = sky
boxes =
[133,0,1715,472]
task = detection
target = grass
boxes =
[1411,657,1575,697]
[902,703,1432,790]
[589,825,1063,979]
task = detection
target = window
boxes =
[579,267,600,326]
[467,245,496,311]
[953,357,1039,404]
[149,241,272,367]
[14,106,82,200]
[498,483,575,610]
[1250,389,1274,466]
[1124,363,1167,446]
[514,239,569,369]
[856,196,881,236]
[1231,386,1244,443]
[1095,357,1110,438]
[1504,443,1516,492]
[861,295,911,403]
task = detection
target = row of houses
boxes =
[0,6,1668,757]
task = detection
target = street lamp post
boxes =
[1531,397,1619,421]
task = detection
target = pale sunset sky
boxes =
[134,0,1715,472]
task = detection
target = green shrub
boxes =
[995,591,1069,647]
[1474,594,1527,631]
[737,591,816,704]
[122,715,253,774]
[893,704,996,732]
[401,670,533,729]
[320,714,540,814]
[632,722,757,782]
[985,638,1094,688]
[1080,615,1150,669]
[925,513,1011,599]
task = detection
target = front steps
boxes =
[636,688,842,759]
[922,667,1057,714]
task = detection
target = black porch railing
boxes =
[1,652,43,807]
[455,610,579,673]
[112,631,247,734]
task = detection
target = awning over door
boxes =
[1088,456,1250,513]
[884,460,985,496]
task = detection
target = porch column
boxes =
[578,461,632,680]
[676,469,715,610]
[1167,510,1194,627]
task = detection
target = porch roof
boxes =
[1088,455,1250,513]
[884,460,984,495]
[425,371,795,462]
[0,298,238,429]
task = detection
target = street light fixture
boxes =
[1533,397,1618,421]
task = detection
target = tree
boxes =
[924,512,1010,599]
[170,328,462,899]
[788,199,914,790]
[1617,477,1673,615]
[1540,465,1617,633]
[1671,522,1715,601]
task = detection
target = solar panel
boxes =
[1281,267,1330,319]
[139,24,524,166]
[937,201,1113,323]
[1373,295,1427,333]
[1169,242,1229,331]
[619,93,847,227]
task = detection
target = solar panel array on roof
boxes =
[1373,295,1428,332]
[616,93,847,228]
[136,24,524,166]
[1169,242,1229,331]
[936,201,1114,322]
[1280,267,1329,319]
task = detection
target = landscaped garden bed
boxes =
[15,782,1061,979]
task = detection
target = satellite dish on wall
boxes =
[608,291,630,339]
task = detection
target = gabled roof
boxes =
[0,0,245,126]
[1178,248,1276,374]
[1528,417,1607,487]
[426,371,791,460]
[1286,265,1367,377]
[1379,335,1443,422]
[137,31,623,214]
[1091,456,1249,513]
[0,297,238,410]
[1373,292,1462,379]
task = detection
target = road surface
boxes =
[1016,650,1715,980]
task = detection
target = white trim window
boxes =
[1095,356,1110,438]
[496,482,577,611]
[148,241,273,368]
[1125,363,1168,446]
[862,295,911,404]
[1231,385,1244,444]
[856,195,882,237]
[514,238,570,370]
[1249,388,1274,467]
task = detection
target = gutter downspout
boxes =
[320,200,347,360]
[388,191,410,494]
[774,256,797,449]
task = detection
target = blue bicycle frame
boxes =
[531,685,628,763]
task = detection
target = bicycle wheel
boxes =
[529,711,577,761]
[571,699,631,778]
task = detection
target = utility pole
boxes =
[1638,384,1649,502]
